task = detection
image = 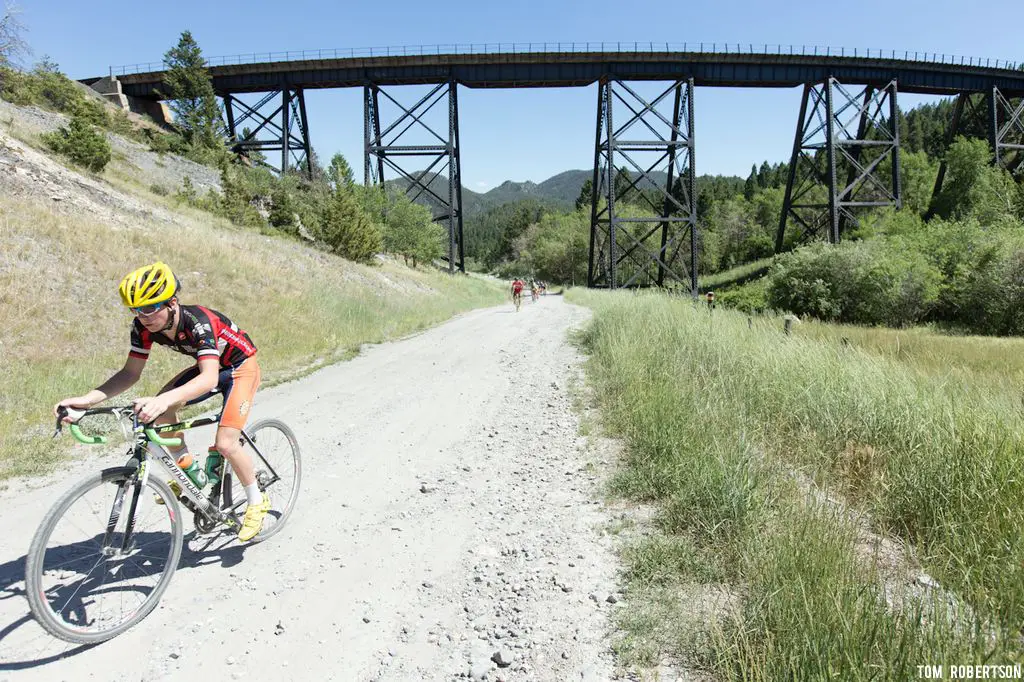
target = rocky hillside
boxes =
[0,97,220,204]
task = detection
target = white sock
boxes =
[243,483,263,506]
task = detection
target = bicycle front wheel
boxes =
[25,467,183,643]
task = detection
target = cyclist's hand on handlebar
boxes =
[54,398,91,424]
[133,396,169,424]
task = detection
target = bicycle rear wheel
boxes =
[223,419,301,543]
[25,467,183,644]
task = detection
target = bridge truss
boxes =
[364,81,465,274]
[776,78,901,248]
[222,89,312,177]
[778,80,1024,249]
[588,79,697,291]
[930,87,1024,206]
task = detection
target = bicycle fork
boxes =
[101,479,141,557]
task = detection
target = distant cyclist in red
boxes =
[511,278,525,311]
[54,262,270,542]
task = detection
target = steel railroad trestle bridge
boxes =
[87,44,1024,291]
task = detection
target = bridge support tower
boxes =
[929,86,1024,211]
[222,88,313,178]
[364,81,464,274]
[776,78,901,250]
[588,78,698,292]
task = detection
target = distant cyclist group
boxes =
[510,277,547,311]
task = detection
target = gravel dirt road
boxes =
[0,295,627,681]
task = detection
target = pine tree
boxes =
[326,153,354,190]
[575,178,593,210]
[320,188,382,262]
[161,31,224,150]
[42,114,112,173]
[269,187,296,230]
[744,164,758,200]
[613,166,633,204]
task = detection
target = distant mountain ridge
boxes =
[386,168,711,217]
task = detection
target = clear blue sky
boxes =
[16,0,1024,191]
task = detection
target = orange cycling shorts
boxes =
[163,356,262,430]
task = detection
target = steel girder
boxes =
[588,78,697,292]
[776,78,901,250]
[222,88,312,177]
[364,81,464,274]
[113,53,1024,100]
[930,87,1024,206]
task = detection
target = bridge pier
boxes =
[88,76,173,127]
[364,81,465,274]
[929,87,1024,207]
[222,88,312,178]
[776,78,901,250]
[588,78,697,292]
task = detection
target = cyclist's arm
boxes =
[157,356,219,406]
[76,355,147,406]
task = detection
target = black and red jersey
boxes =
[129,305,257,368]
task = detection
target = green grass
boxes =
[793,318,1024,385]
[567,288,1024,677]
[698,256,776,291]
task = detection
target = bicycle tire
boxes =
[25,467,183,643]
[232,419,301,543]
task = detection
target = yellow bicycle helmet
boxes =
[118,261,180,308]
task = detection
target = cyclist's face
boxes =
[135,301,173,331]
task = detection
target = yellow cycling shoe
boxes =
[238,493,271,542]
[155,480,182,505]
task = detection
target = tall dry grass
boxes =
[568,288,1024,677]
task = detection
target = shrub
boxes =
[0,64,108,127]
[940,234,1024,335]
[766,240,941,327]
[716,279,769,314]
[268,187,296,231]
[319,188,382,262]
[41,114,111,173]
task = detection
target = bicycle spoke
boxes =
[53,555,105,615]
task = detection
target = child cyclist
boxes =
[54,261,270,542]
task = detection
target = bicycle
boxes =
[25,404,301,644]
[513,291,522,312]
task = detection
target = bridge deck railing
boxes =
[108,42,1023,77]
